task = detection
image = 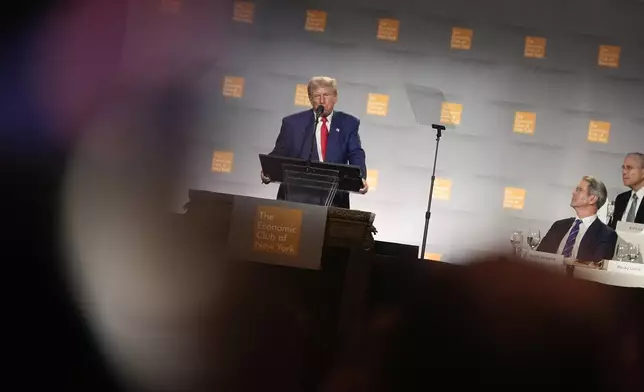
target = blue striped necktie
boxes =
[562,219,582,258]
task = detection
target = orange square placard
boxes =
[211,150,234,173]
[367,169,379,191]
[451,27,473,50]
[513,112,536,135]
[366,93,389,116]
[503,187,526,210]
[587,120,611,143]
[598,45,620,68]
[253,206,303,257]
[440,102,463,125]
[294,84,310,107]
[377,18,399,42]
[222,76,245,98]
[424,253,442,261]
[305,10,327,32]
[433,178,452,201]
[160,0,181,14]
[233,2,255,23]
[524,36,546,59]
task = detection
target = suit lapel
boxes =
[612,191,644,225]
[539,218,573,254]
[615,192,629,221]
[609,192,628,228]
[326,112,341,163]
[578,219,601,259]
[552,218,574,249]
[299,111,317,160]
[637,195,644,223]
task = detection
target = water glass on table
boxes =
[628,243,640,263]
[527,228,541,250]
[510,230,524,256]
[616,243,629,262]
[606,201,615,222]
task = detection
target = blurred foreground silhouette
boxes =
[5,2,644,391]
[324,258,644,392]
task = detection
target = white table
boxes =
[573,267,644,288]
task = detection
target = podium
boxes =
[182,190,376,390]
[259,154,363,207]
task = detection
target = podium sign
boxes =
[228,195,327,270]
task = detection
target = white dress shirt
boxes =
[314,111,333,162]
[620,187,644,222]
[556,214,597,260]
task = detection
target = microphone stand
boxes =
[420,124,446,259]
[307,119,320,167]
[306,106,324,169]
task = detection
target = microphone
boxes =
[315,105,324,118]
[308,105,325,162]
[431,123,446,138]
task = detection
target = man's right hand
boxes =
[260,171,271,184]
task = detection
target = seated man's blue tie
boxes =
[562,219,582,258]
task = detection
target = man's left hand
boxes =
[359,179,369,194]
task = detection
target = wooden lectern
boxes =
[181,190,376,390]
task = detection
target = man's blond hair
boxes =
[307,76,338,97]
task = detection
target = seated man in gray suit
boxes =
[538,176,617,262]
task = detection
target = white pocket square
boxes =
[335,128,340,132]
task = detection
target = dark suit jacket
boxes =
[269,109,366,209]
[608,190,644,229]
[537,217,617,262]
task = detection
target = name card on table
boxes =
[605,260,644,276]
[616,221,644,234]
[522,250,564,268]
[228,195,327,270]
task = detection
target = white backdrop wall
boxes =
[121,0,644,262]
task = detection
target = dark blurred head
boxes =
[324,258,643,391]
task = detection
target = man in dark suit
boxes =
[538,176,617,262]
[608,152,644,229]
[261,76,368,208]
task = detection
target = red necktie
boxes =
[320,117,329,161]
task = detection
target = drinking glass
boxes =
[606,201,615,222]
[510,230,523,255]
[616,243,628,261]
[527,228,541,250]
[628,243,640,263]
